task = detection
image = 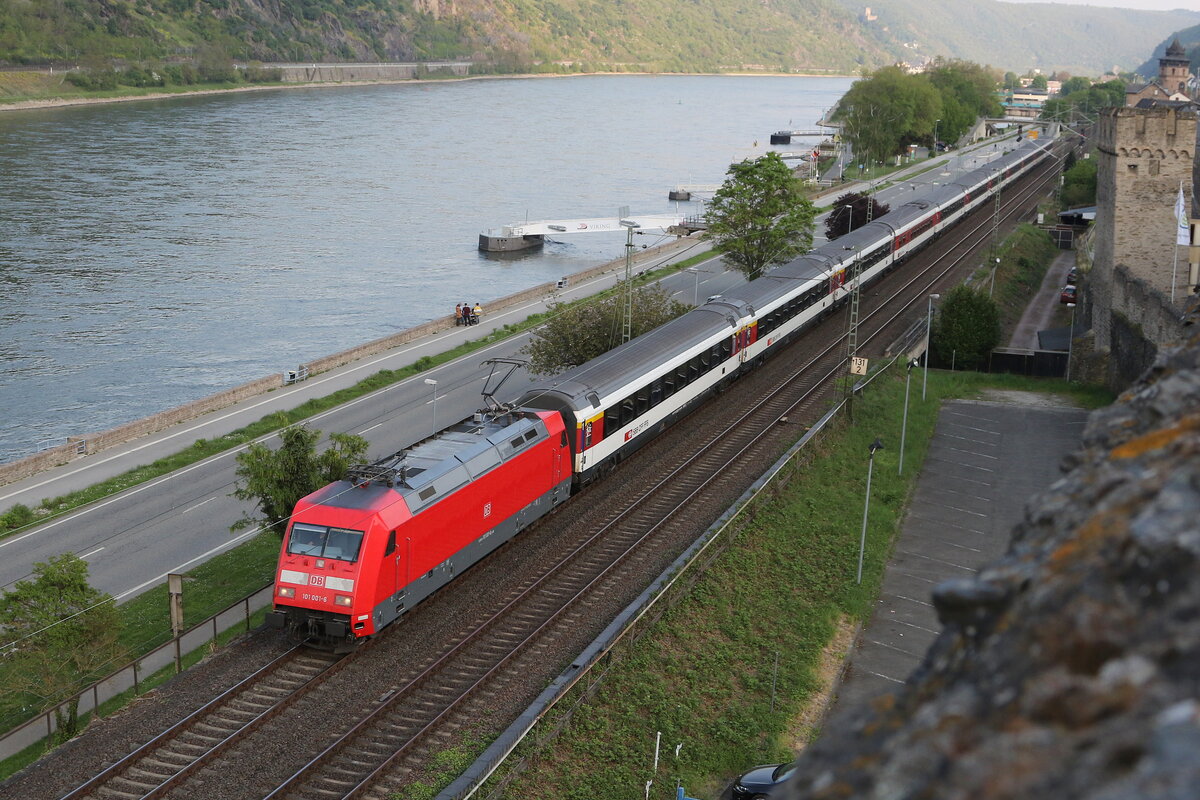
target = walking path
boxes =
[1008,249,1076,349]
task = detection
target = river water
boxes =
[0,74,850,463]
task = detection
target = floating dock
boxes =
[479,213,691,252]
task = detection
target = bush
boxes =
[932,286,1001,370]
[64,69,119,91]
[0,504,36,534]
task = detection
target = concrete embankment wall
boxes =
[0,234,703,490]
[276,62,470,83]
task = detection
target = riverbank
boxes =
[0,67,854,113]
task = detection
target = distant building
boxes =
[1126,38,1192,106]
[1004,88,1048,119]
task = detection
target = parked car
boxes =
[1060,285,1077,305]
[1066,267,1079,284]
[731,762,797,799]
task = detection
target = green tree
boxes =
[931,286,1000,370]
[231,425,369,534]
[0,554,124,740]
[1060,155,1097,209]
[841,66,941,164]
[1060,76,1092,96]
[704,152,815,280]
[522,284,690,376]
[826,191,890,241]
[1030,73,1049,90]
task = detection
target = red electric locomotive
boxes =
[267,407,571,650]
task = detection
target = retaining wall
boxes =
[0,234,702,491]
[276,62,470,83]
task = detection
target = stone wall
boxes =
[0,234,701,490]
[0,373,282,488]
[1089,105,1195,391]
[784,298,1200,799]
[276,62,469,83]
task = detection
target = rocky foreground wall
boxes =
[786,300,1200,799]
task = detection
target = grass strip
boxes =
[469,370,1109,800]
[1,250,722,540]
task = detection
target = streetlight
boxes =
[858,437,885,584]
[1065,302,1076,382]
[898,358,919,475]
[923,293,940,400]
[842,203,853,237]
[686,266,713,306]
[989,257,1000,297]
[932,119,941,157]
[424,378,438,431]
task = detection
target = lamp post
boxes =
[424,378,438,431]
[932,119,941,157]
[858,437,885,584]
[686,266,712,306]
[923,293,940,400]
[1065,302,1076,382]
[899,358,918,475]
[843,203,853,237]
[989,257,1000,297]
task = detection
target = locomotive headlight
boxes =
[278,586,295,598]
[335,594,353,607]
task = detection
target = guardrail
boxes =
[447,353,909,800]
[0,585,273,762]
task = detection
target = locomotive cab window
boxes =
[286,523,365,563]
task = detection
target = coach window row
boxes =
[603,339,733,432]
[757,283,825,338]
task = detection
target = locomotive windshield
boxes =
[287,523,364,562]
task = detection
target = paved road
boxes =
[1008,249,1076,349]
[827,396,1089,719]
[0,129,1033,603]
[0,248,742,600]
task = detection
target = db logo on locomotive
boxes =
[309,575,325,587]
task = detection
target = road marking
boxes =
[884,617,940,635]
[182,497,216,515]
[867,638,926,658]
[862,669,905,685]
[357,423,383,435]
[895,593,934,608]
[79,546,105,560]
[896,547,980,573]
[115,528,262,601]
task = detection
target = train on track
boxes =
[267,137,1055,650]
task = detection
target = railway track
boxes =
[60,647,346,800]
[250,153,1068,798]
[58,141,1066,800]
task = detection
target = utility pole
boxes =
[619,207,637,343]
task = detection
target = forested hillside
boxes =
[0,0,888,73]
[1137,26,1200,80]
[0,0,1196,76]
[829,0,1198,76]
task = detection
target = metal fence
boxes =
[988,348,1068,378]
[0,585,273,761]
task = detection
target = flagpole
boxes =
[1172,245,1179,303]
[1174,181,1186,303]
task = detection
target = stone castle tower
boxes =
[1160,38,1191,98]
[1092,106,1195,367]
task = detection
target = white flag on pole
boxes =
[1176,183,1190,246]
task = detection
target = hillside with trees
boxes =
[1136,25,1200,80]
[829,0,1197,76]
[0,0,1196,78]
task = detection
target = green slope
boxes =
[1,0,1196,76]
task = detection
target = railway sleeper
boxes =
[95,787,140,800]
